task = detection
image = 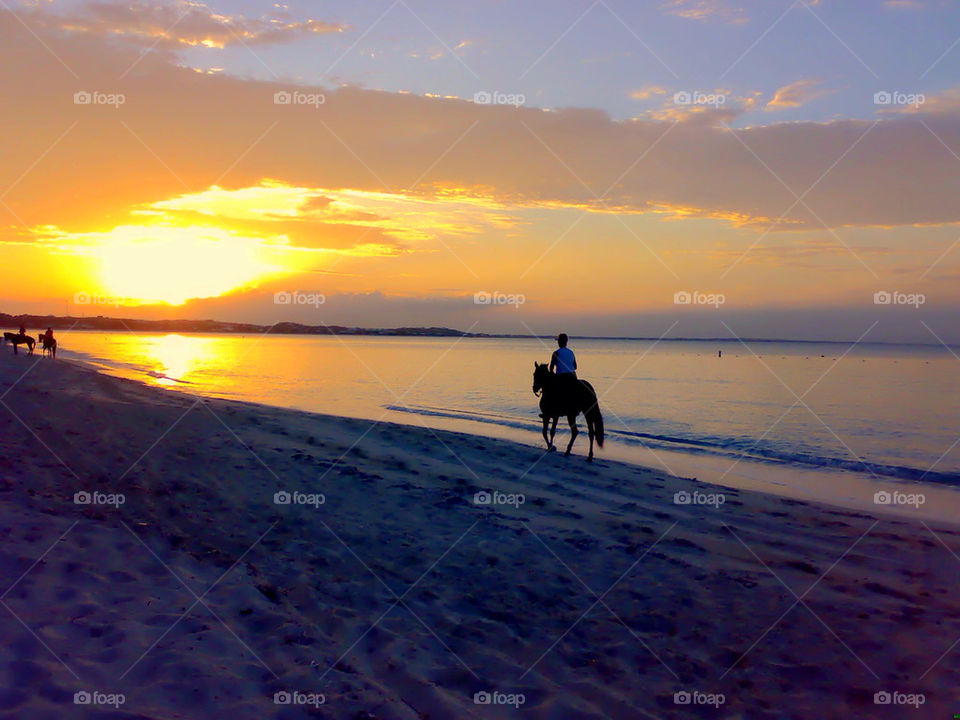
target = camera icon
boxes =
[274,491,292,505]
[274,291,291,305]
[274,91,292,105]
[473,91,492,105]
[473,691,492,704]
[873,690,891,704]
[74,91,92,105]
[74,691,92,704]
[274,691,292,704]
[873,290,891,305]
[74,491,92,504]
[873,91,892,106]
[474,291,491,305]
[674,291,691,305]
[673,91,692,105]
[674,691,691,704]
[873,491,891,505]
[474,491,491,505]
[73,291,91,304]
[673,491,691,505]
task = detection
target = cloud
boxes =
[2,5,960,248]
[50,0,344,49]
[765,79,831,110]
[661,0,747,24]
[887,87,960,114]
[147,181,521,244]
[630,86,669,101]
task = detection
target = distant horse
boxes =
[3,332,35,355]
[533,362,604,461]
[38,334,56,358]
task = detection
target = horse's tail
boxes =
[582,382,604,448]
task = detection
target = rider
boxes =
[550,333,577,378]
[540,333,579,416]
[18,323,26,338]
[43,327,54,345]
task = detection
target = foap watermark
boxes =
[473,90,525,107]
[473,690,526,708]
[873,690,925,708]
[874,490,925,508]
[273,690,326,708]
[274,290,325,308]
[474,290,525,308]
[674,490,725,508]
[74,291,126,307]
[673,91,726,108]
[74,90,125,108]
[874,91,925,109]
[474,490,525,508]
[274,490,325,508]
[74,691,125,708]
[873,290,925,308]
[274,90,325,108]
[74,490,125,508]
[674,690,725,708]
[674,290,725,308]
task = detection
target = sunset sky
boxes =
[2,0,959,341]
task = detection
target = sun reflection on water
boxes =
[147,334,219,386]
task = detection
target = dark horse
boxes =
[533,362,604,461]
[3,332,35,355]
[39,334,56,358]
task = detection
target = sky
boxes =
[2,0,959,342]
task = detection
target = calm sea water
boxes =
[53,331,960,491]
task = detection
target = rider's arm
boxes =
[549,350,557,372]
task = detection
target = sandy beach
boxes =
[1,351,958,719]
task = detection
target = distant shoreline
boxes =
[2,311,955,347]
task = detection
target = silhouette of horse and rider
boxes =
[3,324,56,357]
[533,333,604,461]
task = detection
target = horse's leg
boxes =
[549,416,558,450]
[587,419,595,462]
[565,415,578,456]
[542,414,551,449]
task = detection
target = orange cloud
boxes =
[766,79,831,111]
[1,6,960,247]
[51,1,344,49]
[661,0,747,24]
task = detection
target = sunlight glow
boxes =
[92,224,287,305]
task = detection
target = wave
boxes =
[384,404,960,486]
[61,349,193,385]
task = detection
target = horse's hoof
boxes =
[564,451,571,457]
[547,445,556,453]
[586,456,593,463]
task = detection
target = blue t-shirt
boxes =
[553,347,576,374]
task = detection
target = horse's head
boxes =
[532,361,551,396]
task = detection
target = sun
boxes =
[94,224,287,305]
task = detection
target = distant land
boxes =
[0,313,488,337]
[1,312,952,346]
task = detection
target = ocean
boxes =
[50,331,960,517]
